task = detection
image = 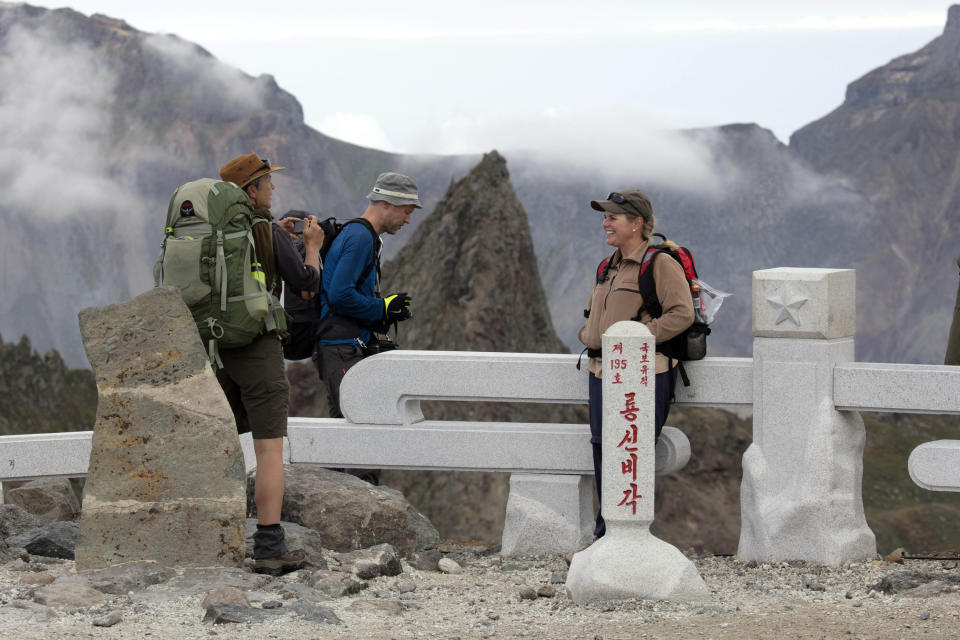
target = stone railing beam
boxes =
[672,357,753,408]
[0,432,92,482]
[339,351,753,425]
[835,363,960,414]
[339,352,589,425]
[908,440,960,492]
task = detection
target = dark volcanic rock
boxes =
[251,466,438,557]
[204,602,341,625]
[307,570,368,598]
[0,504,43,539]
[330,543,402,579]
[80,561,176,595]
[7,521,78,559]
[873,569,960,595]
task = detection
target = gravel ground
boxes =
[0,549,958,640]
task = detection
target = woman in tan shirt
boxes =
[578,190,694,538]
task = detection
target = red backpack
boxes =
[593,232,710,387]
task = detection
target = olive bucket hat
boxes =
[366,172,422,208]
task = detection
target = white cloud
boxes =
[0,25,129,219]
[417,108,723,193]
[315,112,395,151]
[655,12,944,32]
[143,34,267,110]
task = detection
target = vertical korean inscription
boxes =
[603,330,654,524]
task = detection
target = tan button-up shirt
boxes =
[578,240,695,376]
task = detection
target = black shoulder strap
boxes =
[635,248,663,320]
[319,218,381,321]
[596,251,617,284]
[341,218,381,289]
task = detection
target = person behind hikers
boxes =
[217,153,324,574]
[578,190,694,539]
[313,172,419,435]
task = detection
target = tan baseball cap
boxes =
[590,190,653,221]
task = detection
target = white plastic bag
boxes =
[692,278,732,324]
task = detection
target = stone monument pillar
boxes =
[566,321,707,603]
[75,287,247,571]
[739,268,876,565]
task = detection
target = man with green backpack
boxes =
[217,153,324,574]
[157,153,323,574]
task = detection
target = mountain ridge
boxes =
[0,3,957,367]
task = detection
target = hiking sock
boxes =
[253,523,289,559]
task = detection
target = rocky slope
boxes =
[0,3,476,367]
[0,335,95,436]
[790,5,960,364]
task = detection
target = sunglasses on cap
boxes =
[607,192,648,219]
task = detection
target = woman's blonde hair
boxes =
[623,211,656,240]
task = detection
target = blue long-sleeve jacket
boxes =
[319,221,383,345]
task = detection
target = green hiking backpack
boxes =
[153,178,286,367]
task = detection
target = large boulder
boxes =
[6,479,81,523]
[248,466,439,557]
[7,521,78,559]
[0,504,43,538]
[74,287,247,571]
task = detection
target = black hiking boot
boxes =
[253,548,307,576]
[252,523,306,575]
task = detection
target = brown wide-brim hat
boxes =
[590,189,653,221]
[219,153,285,189]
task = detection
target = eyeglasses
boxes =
[607,192,648,219]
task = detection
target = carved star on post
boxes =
[766,290,808,326]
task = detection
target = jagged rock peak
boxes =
[714,123,783,145]
[472,150,509,180]
[90,13,136,33]
[947,5,960,32]
[839,5,960,110]
[383,150,566,355]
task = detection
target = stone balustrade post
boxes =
[566,321,707,602]
[739,268,876,565]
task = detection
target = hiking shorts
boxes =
[216,334,289,440]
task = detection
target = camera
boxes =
[292,219,305,235]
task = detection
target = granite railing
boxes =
[1,268,958,564]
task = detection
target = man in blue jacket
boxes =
[314,172,419,435]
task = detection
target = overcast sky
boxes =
[42,1,954,154]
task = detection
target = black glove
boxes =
[383,292,412,322]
